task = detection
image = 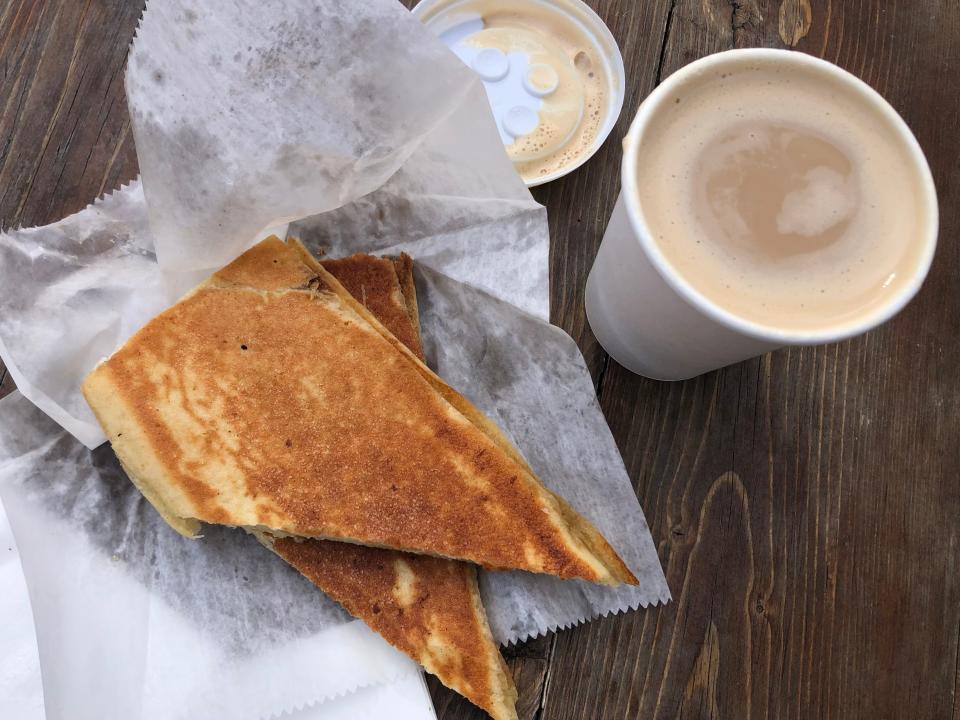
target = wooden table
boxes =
[2,1,958,718]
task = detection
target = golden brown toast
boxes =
[264,252,516,719]
[319,253,425,361]
[264,537,517,720]
[81,237,636,586]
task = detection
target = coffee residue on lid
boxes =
[418,0,614,184]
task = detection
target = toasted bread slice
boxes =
[264,535,517,720]
[81,237,636,585]
[390,253,422,344]
[266,252,516,719]
[320,252,424,361]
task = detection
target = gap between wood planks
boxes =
[655,0,678,84]
[533,635,559,720]
[954,626,960,720]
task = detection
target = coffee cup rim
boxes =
[620,48,939,346]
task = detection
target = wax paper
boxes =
[0,0,669,718]
[0,495,44,720]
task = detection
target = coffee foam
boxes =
[635,58,929,332]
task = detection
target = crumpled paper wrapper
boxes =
[0,0,670,718]
[0,493,45,720]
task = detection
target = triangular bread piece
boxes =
[319,252,425,361]
[82,237,636,586]
[266,537,517,720]
[263,251,517,719]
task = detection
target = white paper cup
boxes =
[585,49,938,381]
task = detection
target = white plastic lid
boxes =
[413,0,625,186]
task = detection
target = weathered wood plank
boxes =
[0,0,142,231]
[542,1,960,719]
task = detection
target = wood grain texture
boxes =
[0,0,142,231]
[1,1,959,719]
[542,1,960,720]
